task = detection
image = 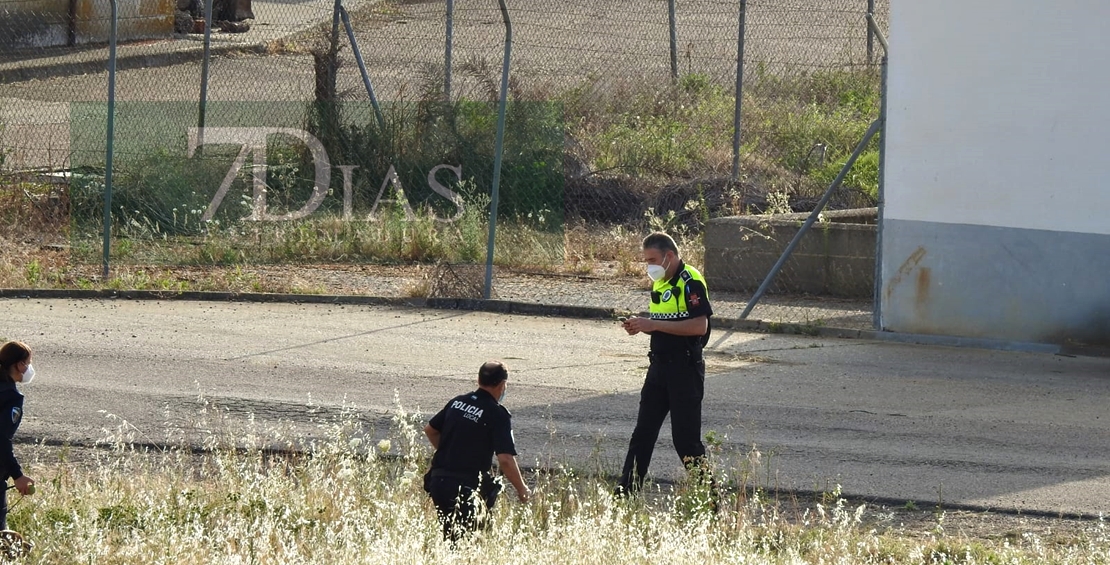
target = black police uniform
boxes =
[618,260,713,492]
[423,388,516,540]
[0,382,24,530]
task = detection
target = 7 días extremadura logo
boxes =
[187,127,466,223]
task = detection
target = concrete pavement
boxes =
[0,0,369,83]
[2,296,1109,517]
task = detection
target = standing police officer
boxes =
[617,232,713,494]
[423,361,530,541]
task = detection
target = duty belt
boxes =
[648,350,703,363]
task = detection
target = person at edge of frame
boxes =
[423,360,530,542]
[0,341,37,531]
[616,232,715,496]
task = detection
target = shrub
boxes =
[307,98,564,227]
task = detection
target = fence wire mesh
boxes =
[0,0,888,331]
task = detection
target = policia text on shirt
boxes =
[617,232,713,494]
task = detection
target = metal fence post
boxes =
[331,0,341,52]
[339,5,386,131]
[197,0,213,149]
[873,54,888,330]
[445,0,454,101]
[867,13,889,63]
[740,119,882,319]
[667,0,678,81]
[102,0,119,279]
[484,0,512,300]
[869,13,889,330]
[729,0,748,184]
[866,0,875,64]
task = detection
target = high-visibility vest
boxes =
[648,263,709,320]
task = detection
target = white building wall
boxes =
[881,0,1110,344]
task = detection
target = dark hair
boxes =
[478,361,509,387]
[0,341,31,385]
[642,232,679,256]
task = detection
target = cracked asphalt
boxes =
[2,297,1109,517]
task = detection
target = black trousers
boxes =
[425,473,500,541]
[619,352,706,491]
[0,484,7,531]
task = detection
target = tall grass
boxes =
[64,193,564,270]
[561,68,881,204]
[31,64,884,288]
[9,401,1110,564]
[3,63,881,292]
[1,178,648,290]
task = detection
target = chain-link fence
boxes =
[0,0,888,332]
[718,0,887,330]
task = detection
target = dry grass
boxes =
[8,402,1110,564]
[0,177,694,292]
[563,224,644,276]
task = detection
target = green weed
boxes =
[23,260,41,285]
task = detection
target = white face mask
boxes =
[20,364,34,385]
[646,255,670,282]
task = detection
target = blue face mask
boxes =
[498,385,506,404]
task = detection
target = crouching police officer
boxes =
[617,232,713,494]
[423,361,530,541]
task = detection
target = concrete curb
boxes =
[865,329,1061,354]
[0,287,617,319]
[713,317,1061,354]
[0,288,1069,355]
[0,42,269,84]
[0,287,418,306]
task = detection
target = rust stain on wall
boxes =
[913,267,931,318]
[898,246,927,276]
[883,246,927,300]
[74,0,94,22]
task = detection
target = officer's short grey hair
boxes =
[642,232,679,255]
